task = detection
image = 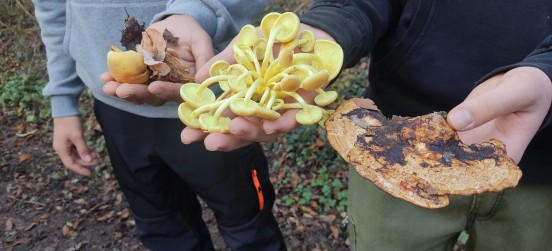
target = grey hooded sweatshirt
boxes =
[33,0,268,118]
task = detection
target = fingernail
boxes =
[83,155,92,162]
[448,110,473,130]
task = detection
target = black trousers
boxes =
[94,100,285,251]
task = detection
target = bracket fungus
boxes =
[177,12,344,133]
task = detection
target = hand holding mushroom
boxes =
[179,12,343,151]
[103,14,212,106]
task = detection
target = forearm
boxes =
[33,0,83,117]
[153,0,269,52]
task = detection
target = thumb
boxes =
[447,78,529,131]
[195,41,237,83]
[190,37,214,71]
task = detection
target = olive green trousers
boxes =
[348,168,552,251]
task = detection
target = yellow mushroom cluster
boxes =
[178,12,344,133]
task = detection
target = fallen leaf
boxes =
[24,222,38,231]
[96,210,115,222]
[18,153,31,163]
[15,129,37,137]
[62,224,79,238]
[73,218,86,228]
[330,225,339,239]
[73,198,87,205]
[75,184,84,194]
[115,193,123,205]
[118,208,130,221]
[5,218,14,231]
[3,239,27,250]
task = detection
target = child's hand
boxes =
[102,15,214,106]
[448,66,552,163]
[181,23,336,151]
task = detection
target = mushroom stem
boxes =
[197,75,231,95]
[244,78,264,101]
[213,90,246,120]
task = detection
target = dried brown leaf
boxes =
[330,225,339,239]
[120,10,145,51]
[73,198,87,205]
[119,208,130,221]
[5,218,14,231]
[163,28,179,46]
[96,210,115,222]
[73,218,86,228]
[3,239,27,250]
[18,153,31,163]
[24,222,38,231]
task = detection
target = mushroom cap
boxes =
[230,98,259,117]
[277,47,294,68]
[314,90,338,107]
[296,105,323,125]
[272,12,300,43]
[298,30,316,52]
[180,83,216,108]
[255,107,281,120]
[199,114,231,133]
[313,40,344,81]
[237,24,259,47]
[177,102,201,129]
[277,75,301,92]
[107,49,150,84]
[260,12,281,39]
[253,38,267,60]
[301,69,329,91]
[209,60,230,76]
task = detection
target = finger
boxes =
[204,133,254,152]
[70,134,98,167]
[103,81,120,96]
[228,117,280,142]
[56,147,92,176]
[100,72,114,83]
[115,83,165,105]
[148,81,183,102]
[181,127,208,144]
[448,78,530,131]
[263,109,300,134]
[190,37,214,70]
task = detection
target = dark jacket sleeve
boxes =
[299,0,397,69]
[480,34,552,129]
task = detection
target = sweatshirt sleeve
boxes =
[33,0,84,118]
[152,0,269,52]
[480,35,552,129]
[300,0,397,69]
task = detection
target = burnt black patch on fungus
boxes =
[367,117,409,166]
[427,139,499,166]
[343,108,385,120]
